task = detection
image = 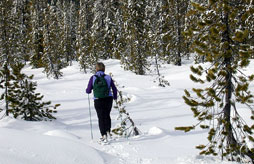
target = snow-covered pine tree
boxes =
[103,0,119,59]
[89,0,118,60]
[68,0,78,64]
[146,0,162,57]
[110,74,141,137]
[76,0,96,73]
[0,64,14,116]
[0,0,21,116]
[161,0,189,66]
[241,1,254,58]
[113,90,141,137]
[42,3,66,79]
[159,0,173,64]
[0,1,59,120]
[110,0,125,60]
[8,63,59,121]
[183,0,208,63]
[55,0,77,66]
[90,0,108,60]
[55,0,68,65]
[176,1,254,162]
[29,0,46,68]
[55,0,78,65]
[13,0,33,63]
[120,0,150,75]
[146,0,170,87]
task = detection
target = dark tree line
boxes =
[1,0,253,76]
[0,0,195,78]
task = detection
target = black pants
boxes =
[94,97,113,136]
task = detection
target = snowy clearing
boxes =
[1,59,252,164]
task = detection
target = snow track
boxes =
[93,138,153,164]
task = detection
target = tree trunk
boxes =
[224,62,236,146]
[4,63,9,116]
[222,7,237,151]
[3,8,9,116]
[176,0,182,66]
[137,49,145,75]
[222,8,254,161]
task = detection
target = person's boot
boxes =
[106,131,112,140]
[100,135,108,143]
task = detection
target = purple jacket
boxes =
[86,71,117,100]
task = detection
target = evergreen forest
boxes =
[1,0,254,163]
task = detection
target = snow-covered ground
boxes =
[1,58,252,164]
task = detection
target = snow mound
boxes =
[148,127,164,135]
[0,128,117,164]
[44,130,80,140]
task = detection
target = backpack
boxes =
[93,74,109,98]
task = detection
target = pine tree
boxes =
[103,0,122,60]
[76,0,96,72]
[90,0,108,59]
[88,0,118,60]
[0,1,60,120]
[12,0,28,63]
[176,1,254,162]
[113,90,141,137]
[110,74,141,137]
[29,0,46,68]
[0,64,13,116]
[159,0,175,64]
[120,0,150,75]
[7,63,59,121]
[55,0,67,64]
[146,0,170,87]
[41,3,66,79]
[0,0,21,116]
[161,0,189,66]
[184,0,208,63]
[0,64,11,116]
[68,1,78,64]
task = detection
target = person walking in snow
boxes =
[86,62,117,142]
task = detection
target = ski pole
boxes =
[88,94,93,140]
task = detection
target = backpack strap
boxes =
[93,74,106,84]
[94,74,105,78]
